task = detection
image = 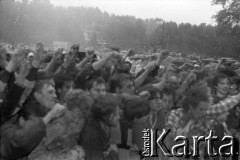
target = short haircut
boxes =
[33,80,54,93]
[124,98,150,122]
[84,77,106,91]
[90,94,120,125]
[181,86,209,112]
[64,89,93,119]
[109,73,134,93]
[55,76,74,91]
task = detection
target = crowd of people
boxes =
[0,43,239,160]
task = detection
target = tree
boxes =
[212,0,240,29]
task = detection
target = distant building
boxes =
[53,41,72,51]
[83,30,102,42]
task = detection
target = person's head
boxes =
[212,73,230,97]
[229,80,238,96]
[161,85,175,113]
[91,94,120,126]
[229,76,240,96]
[65,89,93,120]
[178,71,188,84]
[33,80,57,109]
[139,87,162,112]
[181,86,210,119]
[85,77,106,99]
[125,61,132,72]
[55,77,74,101]
[124,98,150,123]
[109,73,135,95]
[71,44,79,55]
[193,70,208,87]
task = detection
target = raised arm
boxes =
[92,52,114,71]
[206,93,240,117]
[175,70,196,101]
[0,47,25,94]
[41,48,62,75]
[134,61,156,88]
[75,52,93,71]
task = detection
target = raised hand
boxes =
[51,103,66,118]
[85,50,94,59]
[43,103,66,125]
[12,46,26,65]
[63,51,76,68]
[18,59,30,78]
[15,59,30,85]
[156,50,169,65]
[122,49,134,60]
[53,48,63,61]
[3,45,26,72]
[32,43,46,68]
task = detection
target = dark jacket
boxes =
[79,119,118,160]
[0,117,46,160]
[0,83,24,125]
[22,97,49,118]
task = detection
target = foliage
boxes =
[0,0,239,57]
[212,0,240,28]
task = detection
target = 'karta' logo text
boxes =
[142,129,237,158]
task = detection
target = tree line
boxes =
[0,0,239,58]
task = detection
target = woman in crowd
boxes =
[211,73,231,104]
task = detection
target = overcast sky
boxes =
[50,0,222,25]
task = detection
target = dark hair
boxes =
[33,80,54,93]
[124,98,150,122]
[212,73,230,88]
[162,84,175,97]
[218,67,237,77]
[109,73,134,93]
[181,86,209,112]
[55,76,73,91]
[138,86,162,100]
[84,77,106,91]
[90,94,120,126]
[23,80,55,106]
[195,70,208,81]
